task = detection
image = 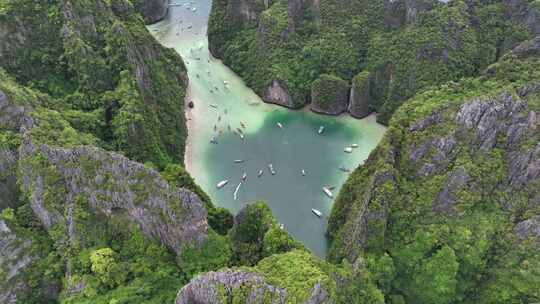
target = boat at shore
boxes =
[216,180,229,189]
[311,209,322,217]
[322,186,333,198]
[344,147,353,153]
[339,166,350,172]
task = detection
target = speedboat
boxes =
[234,159,244,163]
[344,147,353,153]
[258,170,264,177]
[216,180,228,189]
[311,209,322,217]
[268,164,276,175]
[318,126,325,134]
[277,122,283,129]
[301,169,306,176]
[242,172,247,181]
[322,187,333,198]
[350,144,359,148]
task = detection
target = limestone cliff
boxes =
[208,0,540,123]
[327,36,540,302]
[133,0,169,24]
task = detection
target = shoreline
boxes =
[184,83,194,172]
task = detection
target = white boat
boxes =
[344,147,353,153]
[350,144,359,148]
[322,187,333,198]
[242,172,247,181]
[223,80,229,85]
[216,180,229,189]
[277,122,283,129]
[233,182,242,200]
[311,209,322,217]
[268,164,276,175]
[318,126,325,134]
[279,223,285,229]
[301,169,306,176]
[234,159,244,163]
[239,133,245,140]
[258,170,264,177]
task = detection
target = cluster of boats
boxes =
[209,117,362,218]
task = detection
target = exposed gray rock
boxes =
[0,220,33,304]
[0,149,18,210]
[409,135,458,176]
[505,0,540,35]
[514,215,540,242]
[432,167,469,213]
[456,92,528,151]
[511,35,540,59]
[18,137,208,256]
[507,143,540,188]
[409,109,443,132]
[176,271,287,304]
[348,71,372,118]
[135,0,169,24]
[0,89,34,132]
[263,80,296,108]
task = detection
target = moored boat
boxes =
[318,126,325,134]
[344,147,353,153]
[216,180,229,189]
[311,209,322,217]
[322,186,333,198]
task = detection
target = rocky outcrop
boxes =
[263,80,296,108]
[511,35,540,58]
[515,215,540,242]
[134,0,169,24]
[0,220,33,304]
[348,71,372,118]
[18,137,208,256]
[0,149,18,210]
[176,271,286,304]
[505,0,540,35]
[310,74,350,115]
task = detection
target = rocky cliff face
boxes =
[134,0,169,24]
[327,36,540,301]
[310,74,350,115]
[0,0,188,167]
[18,138,209,256]
[0,220,33,304]
[176,250,340,304]
[208,0,540,123]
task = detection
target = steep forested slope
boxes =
[327,35,540,303]
[208,0,539,123]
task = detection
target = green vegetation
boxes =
[208,0,535,123]
[327,39,540,303]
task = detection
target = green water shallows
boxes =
[148,0,386,257]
